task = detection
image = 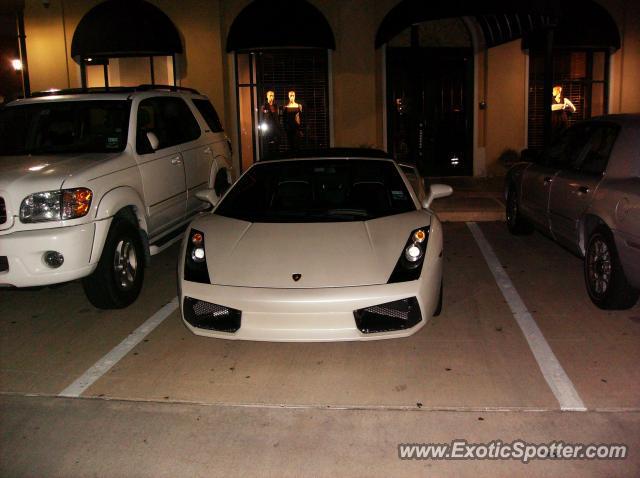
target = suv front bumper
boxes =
[0,223,97,287]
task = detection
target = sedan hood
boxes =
[192,211,431,288]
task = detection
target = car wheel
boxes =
[584,226,639,310]
[506,187,533,235]
[82,220,145,309]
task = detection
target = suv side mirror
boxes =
[195,188,219,207]
[422,184,453,209]
[146,132,160,151]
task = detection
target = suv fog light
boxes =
[44,251,64,268]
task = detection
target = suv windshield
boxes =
[215,159,416,223]
[0,100,131,156]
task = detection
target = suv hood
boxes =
[0,153,121,214]
[191,211,431,288]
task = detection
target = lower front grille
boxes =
[0,198,6,225]
[354,297,422,333]
[183,296,241,332]
[0,257,8,273]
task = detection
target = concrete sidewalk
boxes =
[429,176,505,223]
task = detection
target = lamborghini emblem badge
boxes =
[292,273,302,282]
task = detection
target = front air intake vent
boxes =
[0,198,6,225]
[183,297,241,333]
[354,297,422,333]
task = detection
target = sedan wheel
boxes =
[584,226,639,310]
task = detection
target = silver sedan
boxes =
[505,114,640,310]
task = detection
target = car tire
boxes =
[584,226,639,310]
[82,220,145,309]
[506,186,533,235]
[433,280,443,316]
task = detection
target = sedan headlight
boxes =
[20,188,93,223]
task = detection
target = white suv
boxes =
[0,86,233,308]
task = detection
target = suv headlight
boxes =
[20,188,93,223]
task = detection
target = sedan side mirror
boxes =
[195,188,219,207]
[422,184,453,209]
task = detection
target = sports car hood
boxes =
[192,211,432,288]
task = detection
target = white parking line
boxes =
[466,222,586,412]
[58,297,179,398]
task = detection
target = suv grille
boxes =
[0,198,6,225]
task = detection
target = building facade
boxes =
[4,0,640,177]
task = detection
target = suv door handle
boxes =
[543,176,553,185]
[170,156,183,165]
[576,186,590,194]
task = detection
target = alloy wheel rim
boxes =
[587,237,612,296]
[113,239,138,290]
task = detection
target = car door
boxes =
[520,126,586,232]
[135,96,191,236]
[549,123,619,248]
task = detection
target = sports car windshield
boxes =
[215,159,416,223]
[0,100,131,156]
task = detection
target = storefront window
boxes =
[84,56,175,88]
[528,49,609,149]
[235,49,330,169]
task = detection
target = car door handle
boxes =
[203,147,212,155]
[543,176,553,185]
[170,156,183,165]
[576,186,590,194]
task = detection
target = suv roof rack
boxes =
[29,84,200,98]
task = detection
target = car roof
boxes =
[5,85,207,105]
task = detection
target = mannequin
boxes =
[260,90,280,159]
[551,85,576,137]
[283,90,303,151]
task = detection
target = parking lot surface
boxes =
[2,222,639,477]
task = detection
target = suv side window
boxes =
[577,124,619,175]
[136,97,201,153]
[192,99,224,133]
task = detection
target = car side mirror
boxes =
[195,188,219,207]
[422,184,453,209]
[146,132,160,151]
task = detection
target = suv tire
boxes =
[82,220,145,309]
[584,226,639,310]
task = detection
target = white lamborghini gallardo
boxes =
[178,153,452,341]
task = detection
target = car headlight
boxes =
[388,226,430,283]
[20,188,93,223]
[184,228,211,284]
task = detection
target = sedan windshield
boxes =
[215,159,416,223]
[0,100,131,156]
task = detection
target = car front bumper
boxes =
[0,223,97,287]
[179,257,442,342]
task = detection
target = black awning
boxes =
[375,0,559,48]
[523,0,621,50]
[226,0,335,52]
[71,0,182,62]
[376,0,620,51]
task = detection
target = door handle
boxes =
[576,186,590,194]
[203,147,212,155]
[543,176,553,185]
[170,156,183,165]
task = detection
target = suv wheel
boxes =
[82,220,145,309]
[584,226,639,310]
[506,187,533,235]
